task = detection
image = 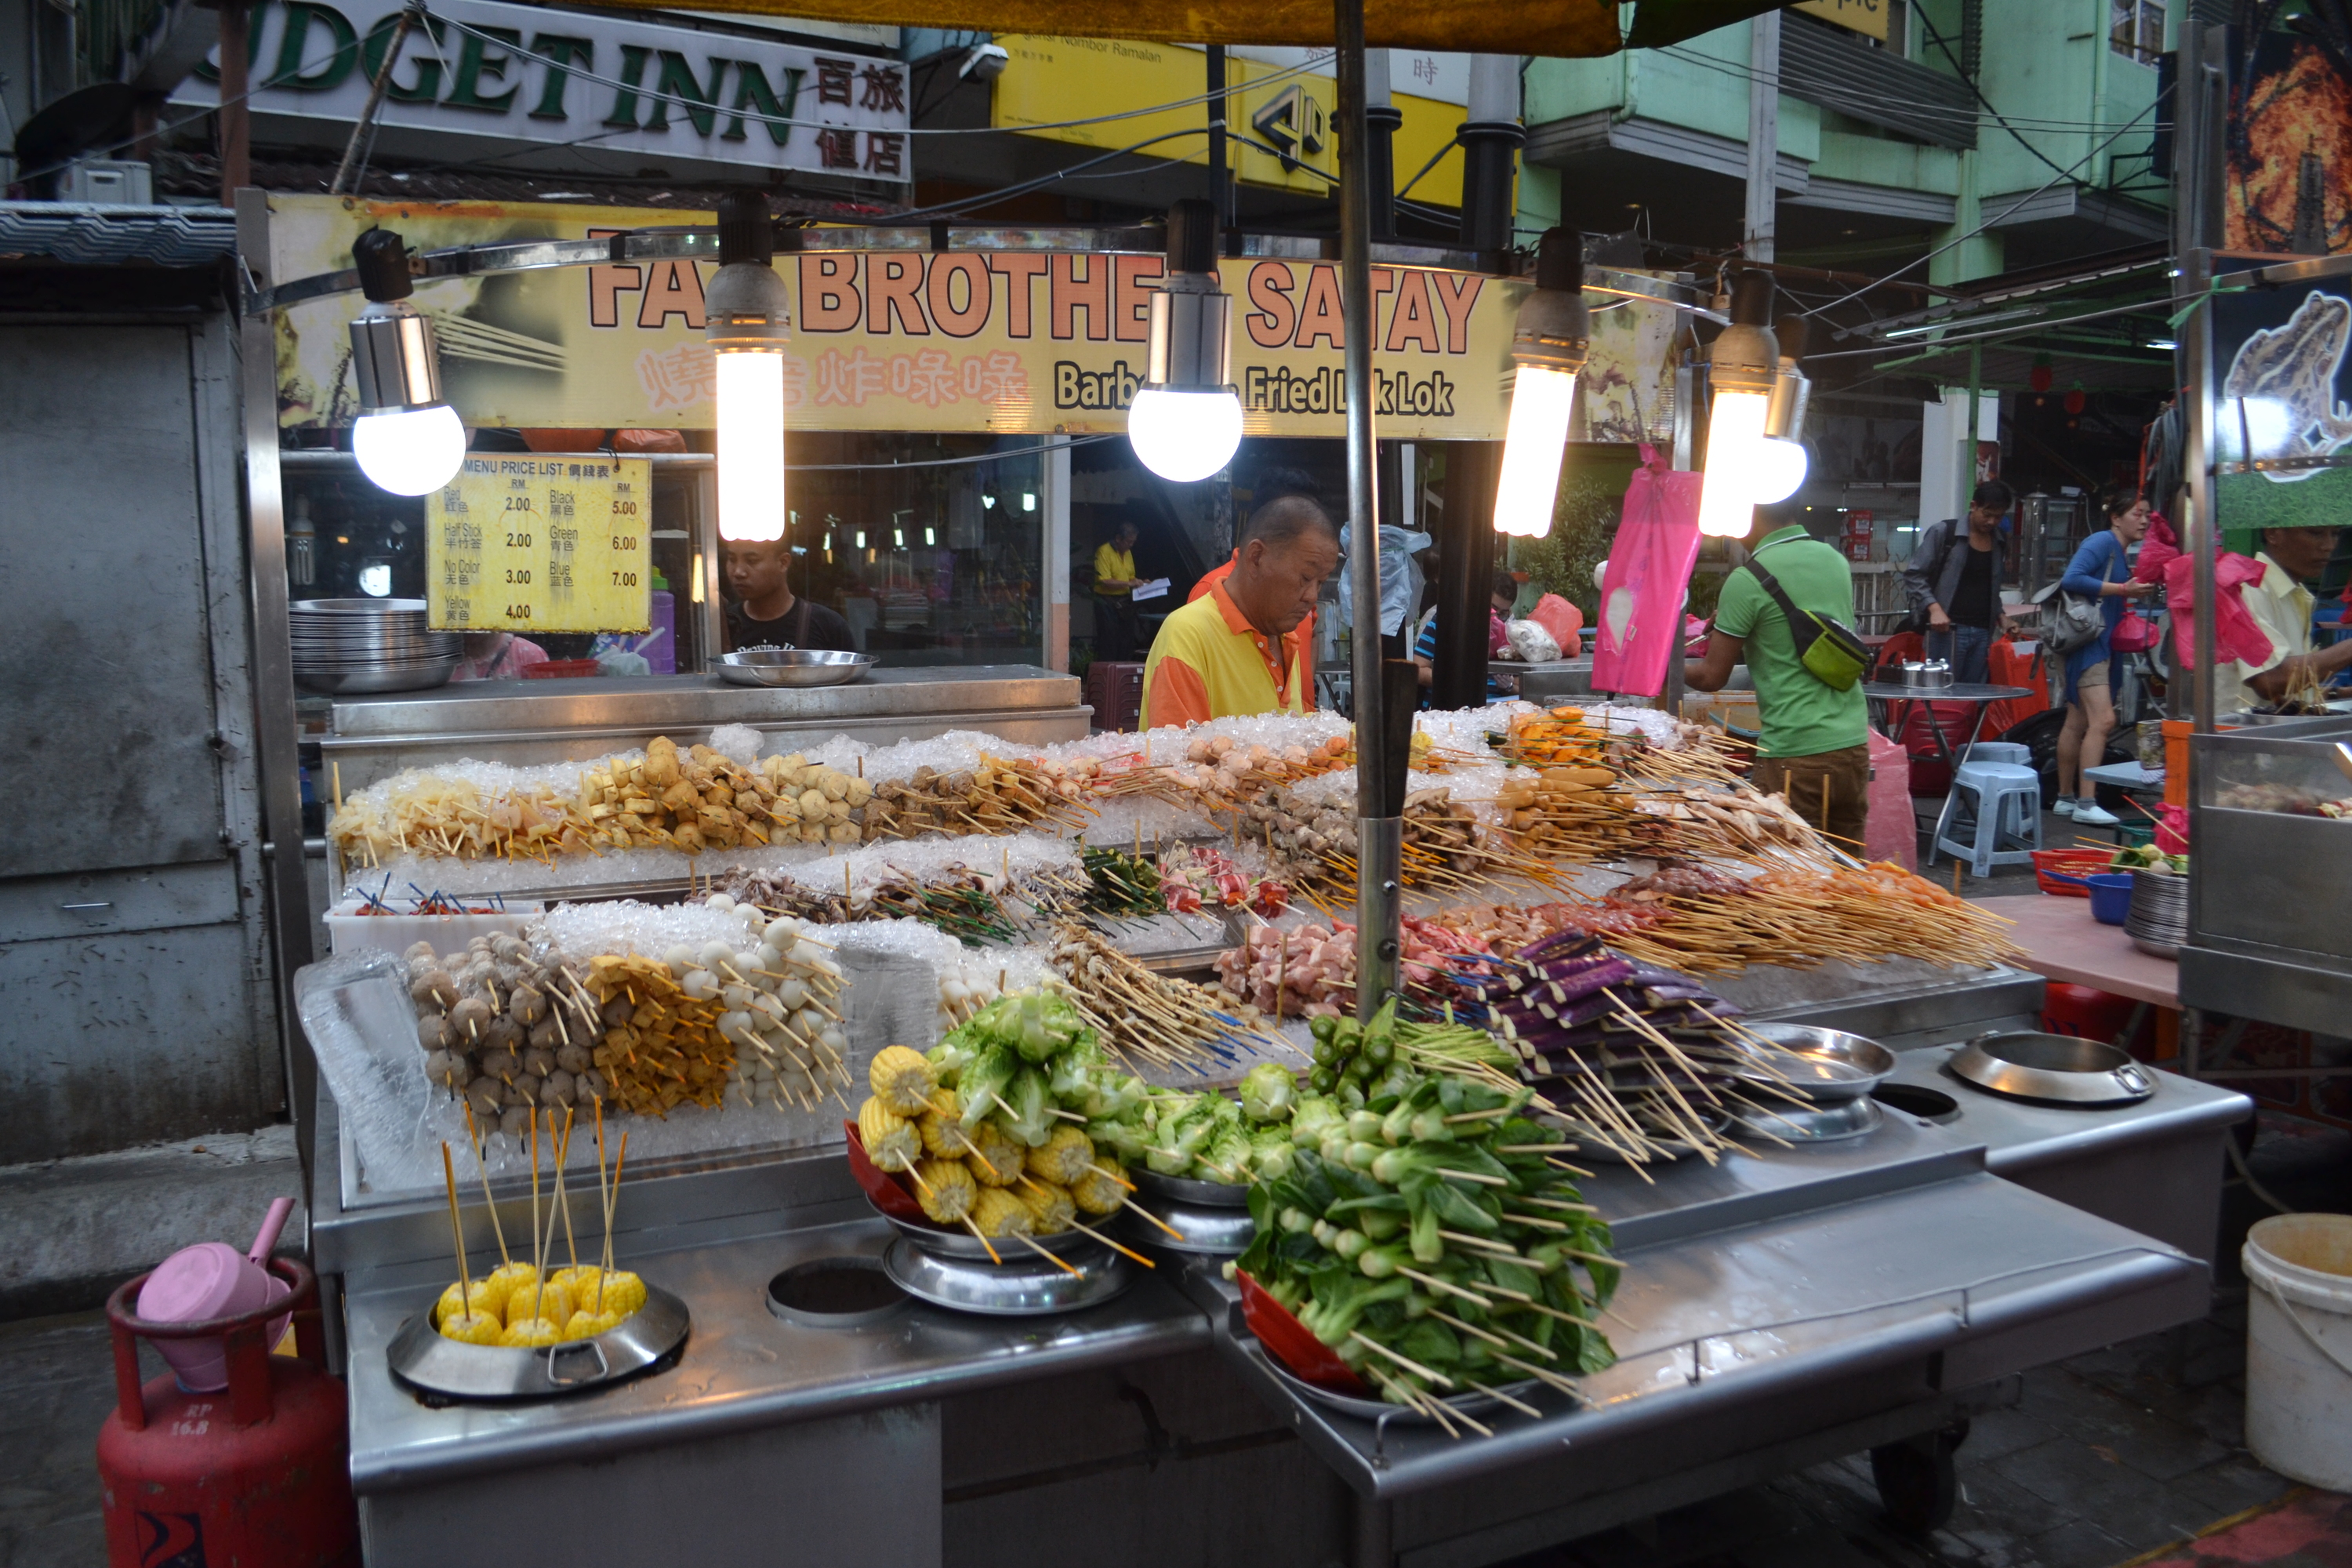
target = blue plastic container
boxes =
[2048,869,2136,924]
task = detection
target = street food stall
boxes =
[227,30,2248,1563]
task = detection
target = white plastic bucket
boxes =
[2242,1212,2352,1490]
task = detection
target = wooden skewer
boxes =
[1089,1163,1137,1191]
[1467,1378,1544,1419]
[1066,1218,1153,1267]
[1349,1332,1455,1389]
[1016,1233,1084,1277]
[961,1217,1004,1265]
[1121,1198,1187,1241]
[440,1143,477,1319]
[460,1103,511,1264]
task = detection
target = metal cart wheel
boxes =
[1870,1420,1969,1534]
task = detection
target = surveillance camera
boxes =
[960,42,1008,82]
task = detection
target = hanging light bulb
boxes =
[347,228,466,498]
[1128,198,1243,483]
[1751,313,1813,506]
[1494,227,1589,537]
[706,191,790,543]
[1694,270,1783,539]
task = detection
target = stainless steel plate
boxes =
[384,1283,690,1403]
[879,1204,1110,1260]
[295,659,459,694]
[881,1235,1131,1316]
[1261,1352,1546,1426]
[1730,1094,1884,1144]
[1730,1023,1896,1103]
[717,648,877,688]
[1126,1194,1258,1256]
[1131,1167,1253,1208]
[1949,1030,2156,1105]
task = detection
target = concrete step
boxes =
[0,1124,307,1320]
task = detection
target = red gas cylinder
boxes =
[97,1258,359,1568]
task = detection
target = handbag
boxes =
[2032,578,2107,655]
[1740,548,1871,691]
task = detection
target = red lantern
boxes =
[2028,356,2054,393]
[2063,388,2086,415]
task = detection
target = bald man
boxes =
[1142,495,1340,728]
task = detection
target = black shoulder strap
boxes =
[1740,557,1813,638]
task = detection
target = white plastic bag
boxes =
[1504,619,1562,664]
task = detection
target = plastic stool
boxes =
[1963,742,2032,767]
[1929,760,2044,877]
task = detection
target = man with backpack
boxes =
[1900,480,2020,684]
[1688,503,1871,848]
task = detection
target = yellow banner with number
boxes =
[427,455,652,633]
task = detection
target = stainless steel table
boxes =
[1861,682,2034,771]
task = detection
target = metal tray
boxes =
[295,659,458,694]
[384,1283,690,1403]
[1125,1194,1258,1256]
[1732,1023,1896,1104]
[717,648,876,688]
[881,1235,1131,1316]
[1948,1030,2156,1106]
[1131,1167,1254,1208]
[1261,1351,1544,1428]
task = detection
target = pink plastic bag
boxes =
[1526,594,1584,659]
[1865,728,1916,872]
[1591,446,1704,697]
[2164,552,2274,669]
[2136,513,2179,583]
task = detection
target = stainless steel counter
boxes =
[320,666,1090,793]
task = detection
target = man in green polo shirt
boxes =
[1686,505,1870,847]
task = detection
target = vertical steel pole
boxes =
[234,191,319,1202]
[217,0,251,206]
[1207,46,1229,224]
[1338,0,1401,1015]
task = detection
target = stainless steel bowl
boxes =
[1730,1023,1897,1103]
[1948,1030,2156,1105]
[879,1207,1109,1260]
[717,648,876,688]
[1131,1167,1253,1208]
[384,1283,690,1402]
[1123,1194,1258,1257]
[1900,659,1955,691]
[1730,1095,1884,1144]
[880,1235,1131,1316]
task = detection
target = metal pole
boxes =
[1338,0,1401,1015]
[1364,49,1399,241]
[1431,442,1498,710]
[234,191,320,1203]
[1744,11,1780,263]
[1207,46,1229,225]
[217,0,250,206]
[2186,247,2217,734]
[1457,55,1523,256]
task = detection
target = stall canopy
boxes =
[581,0,1777,56]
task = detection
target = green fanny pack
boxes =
[1740,555,1871,691]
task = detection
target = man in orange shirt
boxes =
[1142,495,1340,728]
[1190,472,1319,677]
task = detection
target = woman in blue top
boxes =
[2053,488,2158,826]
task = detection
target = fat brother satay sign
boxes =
[267,196,1523,440]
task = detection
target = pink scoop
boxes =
[136,1198,299,1392]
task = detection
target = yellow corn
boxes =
[868,1045,935,1115]
[1026,1126,1094,1186]
[1018,1179,1075,1235]
[971,1186,1034,1239]
[858,1096,922,1172]
[915,1158,977,1225]
[916,1088,963,1157]
[965,1120,1024,1187]
[1072,1162,1126,1217]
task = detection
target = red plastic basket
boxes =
[523,659,601,679]
[2031,847,2111,895]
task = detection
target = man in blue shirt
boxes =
[1413,572,1520,703]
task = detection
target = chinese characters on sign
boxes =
[427,456,652,632]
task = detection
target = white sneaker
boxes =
[2071,803,2120,827]
[2052,797,2078,818]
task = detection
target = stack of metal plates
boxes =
[2125,867,2189,958]
[292,598,461,693]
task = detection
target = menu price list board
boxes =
[427,456,652,633]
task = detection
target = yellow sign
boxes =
[1792,0,1890,41]
[990,35,1468,207]
[268,194,1526,439]
[427,456,652,633]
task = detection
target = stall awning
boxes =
[579,0,1780,58]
